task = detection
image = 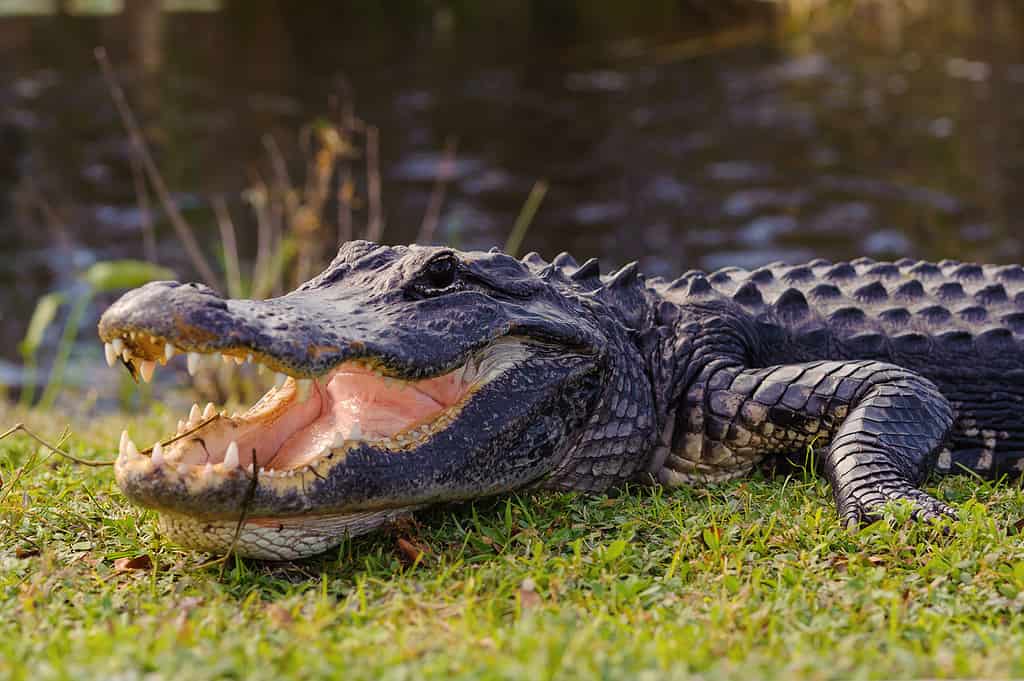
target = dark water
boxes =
[2,1,1023,388]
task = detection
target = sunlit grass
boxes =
[2,404,1024,680]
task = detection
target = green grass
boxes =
[2,404,1024,680]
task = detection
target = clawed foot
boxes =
[836,483,957,530]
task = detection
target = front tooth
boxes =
[202,462,214,477]
[349,423,362,441]
[105,343,119,367]
[202,402,216,419]
[111,338,124,354]
[187,352,201,376]
[246,353,254,364]
[164,343,175,362]
[139,360,156,383]
[151,441,164,465]
[223,441,239,469]
[177,419,187,433]
[189,403,201,424]
[332,431,347,448]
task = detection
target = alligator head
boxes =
[99,241,660,559]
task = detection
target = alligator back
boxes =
[661,258,1024,478]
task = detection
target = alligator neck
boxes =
[540,261,678,489]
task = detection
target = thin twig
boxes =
[246,170,272,293]
[197,450,264,573]
[365,125,383,242]
[94,47,222,290]
[262,134,293,294]
[416,136,458,244]
[0,426,55,505]
[130,154,158,264]
[212,196,242,299]
[0,423,114,467]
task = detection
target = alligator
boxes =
[98,241,1024,559]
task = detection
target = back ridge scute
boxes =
[659,259,1024,360]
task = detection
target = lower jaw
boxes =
[158,505,422,560]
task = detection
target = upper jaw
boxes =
[97,280,510,381]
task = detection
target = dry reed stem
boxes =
[365,125,384,241]
[416,136,459,244]
[94,47,222,290]
[212,196,242,299]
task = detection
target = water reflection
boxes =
[1,0,1023,376]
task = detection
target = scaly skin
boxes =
[98,243,1024,558]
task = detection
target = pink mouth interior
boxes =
[171,362,471,470]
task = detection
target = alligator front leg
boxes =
[662,360,957,526]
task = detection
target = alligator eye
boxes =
[421,255,458,290]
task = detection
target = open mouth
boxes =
[108,333,530,481]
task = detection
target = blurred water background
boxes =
[1,0,1023,397]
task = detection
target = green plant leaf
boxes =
[18,292,65,359]
[81,260,176,293]
[603,538,627,563]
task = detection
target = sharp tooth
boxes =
[139,360,156,383]
[297,379,312,401]
[246,353,254,364]
[223,441,239,469]
[189,403,201,424]
[332,431,347,448]
[111,338,124,354]
[187,352,201,376]
[121,349,132,362]
[125,438,140,460]
[202,462,214,477]
[177,419,187,433]
[349,423,362,441]
[151,441,164,466]
[164,343,175,362]
[119,430,129,455]
[202,402,216,419]
[258,466,268,477]
[105,343,119,367]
